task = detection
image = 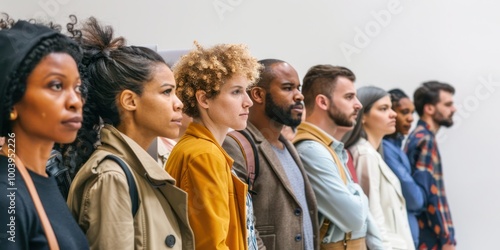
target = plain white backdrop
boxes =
[3,1,499,249]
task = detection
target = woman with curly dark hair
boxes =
[382,89,425,249]
[66,17,194,249]
[0,15,89,249]
[165,42,261,250]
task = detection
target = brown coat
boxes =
[68,125,194,250]
[223,122,320,250]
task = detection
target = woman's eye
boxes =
[75,84,82,94]
[163,89,173,95]
[50,82,63,91]
[232,89,241,95]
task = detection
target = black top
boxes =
[0,155,89,249]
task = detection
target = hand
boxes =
[442,243,455,250]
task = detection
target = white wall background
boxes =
[3,0,499,249]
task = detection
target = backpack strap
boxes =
[46,149,72,200]
[293,130,348,184]
[227,130,259,195]
[293,125,352,242]
[102,155,139,216]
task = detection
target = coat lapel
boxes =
[158,184,195,249]
[101,125,194,239]
[246,123,300,205]
[377,152,405,200]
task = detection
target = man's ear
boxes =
[250,87,265,105]
[315,94,330,111]
[196,90,209,109]
[118,89,138,111]
[424,103,435,115]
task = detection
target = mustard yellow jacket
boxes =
[68,125,194,250]
[165,122,248,250]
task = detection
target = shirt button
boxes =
[165,235,176,248]
[294,208,302,216]
[295,234,302,242]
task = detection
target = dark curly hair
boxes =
[388,88,409,108]
[0,13,15,29]
[61,16,168,174]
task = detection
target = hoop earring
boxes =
[9,112,17,120]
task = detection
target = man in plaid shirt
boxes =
[405,81,457,250]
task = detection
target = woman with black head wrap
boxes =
[0,14,89,249]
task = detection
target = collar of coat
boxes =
[182,122,234,166]
[99,124,176,185]
[294,121,334,147]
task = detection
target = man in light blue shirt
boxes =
[293,65,384,250]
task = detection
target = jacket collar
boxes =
[384,133,404,148]
[358,137,404,199]
[417,119,434,135]
[245,121,295,151]
[99,125,176,184]
[183,122,234,165]
[296,121,334,146]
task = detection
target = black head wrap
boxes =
[0,21,66,132]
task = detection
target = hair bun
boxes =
[90,48,110,62]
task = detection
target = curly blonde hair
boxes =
[174,42,261,118]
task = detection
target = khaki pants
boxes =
[320,237,367,250]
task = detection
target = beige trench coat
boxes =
[68,125,194,250]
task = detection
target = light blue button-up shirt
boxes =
[295,125,384,249]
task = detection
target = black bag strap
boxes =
[102,155,139,216]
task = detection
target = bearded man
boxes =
[405,81,457,250]
[292,65,384,250]
[223,59,319,250]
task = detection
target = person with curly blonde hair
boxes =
[165,42,261,250]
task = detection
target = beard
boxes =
[328,101,357,127]
[264,93,303,127]
[433,110,454,128]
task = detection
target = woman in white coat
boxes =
[343,86,414,250]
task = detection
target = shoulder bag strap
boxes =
[15,156,60,250]
[324,145,348,185]
[227,130,258,193]
[102,154,139,216]
[294,133,352,242]
[294,134,348,184]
